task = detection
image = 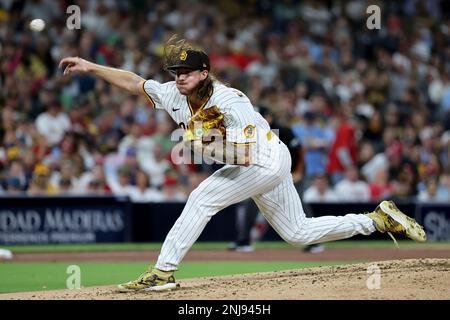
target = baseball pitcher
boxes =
[60,37,426,292]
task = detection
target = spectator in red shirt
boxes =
[327,114,358,185]
[368,167,394,201]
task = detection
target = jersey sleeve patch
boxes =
[226,126,257,145]
[244,125,256,139]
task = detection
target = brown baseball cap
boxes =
[166,50,210,71]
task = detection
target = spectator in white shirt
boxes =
[35,102,71,147]
[245,54,279,88]
[140,143,171,188]
[303,174,339,203]
[118,122,142,156]
[334,166,371,202]
[128,170,164,203]
[109,166,134,197]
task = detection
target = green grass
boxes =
[3,240,449,253]
[0,261,350,294]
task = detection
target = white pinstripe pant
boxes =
[156,136,376,271]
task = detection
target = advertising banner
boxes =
[0,196,131,244]
[416,204,450,241]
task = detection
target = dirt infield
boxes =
[1,258,449,299]
[2,246,450,300]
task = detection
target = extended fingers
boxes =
[63,65,73,75]
[59,57,78,69]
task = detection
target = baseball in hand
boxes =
[30,19,46,32]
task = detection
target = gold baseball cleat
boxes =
[118,268,179,292]
[366,200,427,247]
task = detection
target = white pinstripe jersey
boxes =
[143,80,276,165]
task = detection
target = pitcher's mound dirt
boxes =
[1,258,449,300]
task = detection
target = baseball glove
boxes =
[184,105,226,143]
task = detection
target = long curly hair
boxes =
[163,35,216,100]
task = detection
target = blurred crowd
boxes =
[0,0,450,203]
